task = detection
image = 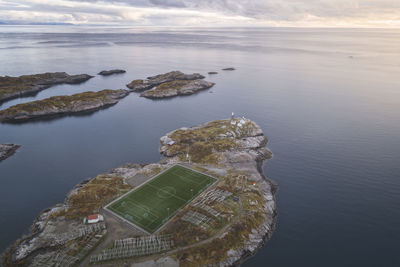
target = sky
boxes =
[0,0,399,27]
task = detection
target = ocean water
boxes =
[0,26,400,266]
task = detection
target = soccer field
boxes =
[106,165,217,233]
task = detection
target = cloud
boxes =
[149,0,186,8]
[0,0,399,27]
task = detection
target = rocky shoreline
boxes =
[126,71,205,92]
[126,71,215,99]
[0,72,93,103]
[158,118,276,266]
[2,118,276,267]
[0,144,21,162]
[0,70,216,124]
[0,89,129,123]
[231,156,278,266]
[140,79,215,99]
[98,69,126,76]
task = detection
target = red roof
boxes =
[88,214,99,220]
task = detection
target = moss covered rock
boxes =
[0,72,93,103]
[126,71,205,92]
[141,79,215,99]
[0,89,129,123]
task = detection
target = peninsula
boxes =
[0,144,21,162]
[2,118,276,267]
[0,89,129,123]
[0,72,93,103]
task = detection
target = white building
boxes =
[85,214,104,224]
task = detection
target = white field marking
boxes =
[156,186,177,199]
[144,170,217,232]
[123,199,159,220]
[105,164,219,234]
[170,169,204,185]
[105,164,216,211]
[102,207,153,235]
[152,176,220,235]
[175,163,218,185]
[176,173,203,185]
[177,168,214,185]
[113,202,159,229]
[145,217,159,228]
[105,165,180,211]
[113,198,160,222]
[146,183,188,203]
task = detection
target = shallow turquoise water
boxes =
[0,26,400,266]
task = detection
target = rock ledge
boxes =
[0,89,129,123]
[0,72,93,103]
[0,144,21,162]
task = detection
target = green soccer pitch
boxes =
[106,165,217,234]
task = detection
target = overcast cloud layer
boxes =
[0,0,399,27]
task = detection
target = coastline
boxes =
[234,157,278,266]
[0,89,129,123]
[2,118,277,267]
[0,144,21,162]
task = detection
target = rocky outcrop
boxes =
[0,144,21,162]
[208,72,218,75]
[0,72,93,103]
[98,69,126,76]
[222,67,235,71]
[2,118,276,267]
[126,71,215,99]
[126,71,205,92]
[0,89,129,123]
[140,79,215,99]
[159,118,276,266]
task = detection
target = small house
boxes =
[167,141,175,146]
[84,214,104,224]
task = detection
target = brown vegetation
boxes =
[65,174,132,219]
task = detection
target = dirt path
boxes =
[88,194,244,267]
[78,209,144,267]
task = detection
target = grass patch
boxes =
[107,165,217,233]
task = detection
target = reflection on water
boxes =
[0,27,400,266]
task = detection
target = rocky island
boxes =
[0,89,129,123]
[0,72,93,103]
[2,118,276,267]
[140,79,215,99]
[126,71,205,92]
[98,69,126,76]
[0,144,21,162]
[126,71,215,98]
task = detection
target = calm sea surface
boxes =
[0,26,400,266]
